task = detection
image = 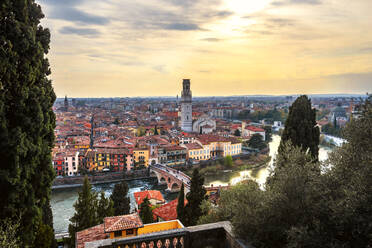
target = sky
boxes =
[37,0,372,97]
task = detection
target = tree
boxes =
[111,181,130,216]
[0,218,21,248]
[154,125,159,135]
[97,191,114,223]
[224,155,233,168]
[278,95,319,160]
[0,0,56,245]
[68,176,99,247]
[113,117,120,125]
[184,169,206,226]
[177,184,185,224]
[234,129,241,136]
[136,126,146,137]
[33,222,54,248]
[248,134,266,150]
[198,96,372,247]
[139,197,153,224]
[263,126,272,142]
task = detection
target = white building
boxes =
[180,79,193,132]
[65,151,79,176]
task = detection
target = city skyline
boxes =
[38,0,372,97]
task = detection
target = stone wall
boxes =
[52,169,153,188]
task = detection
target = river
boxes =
[51,135,332,234]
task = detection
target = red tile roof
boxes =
[76,224,107,248]
[104,213,143,232]
[246,126,264,132]
[152,199,187,221]
[183,143,203,150]
[134,190,165,206]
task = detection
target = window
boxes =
[114,231,122,237]
[126,229,134,235]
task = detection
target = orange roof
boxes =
[246,126,264,132]
[183,143,203,150]
[134,190,165,206]
[104,213,143,232]
[152,199,187,221]
[76,224,106,248]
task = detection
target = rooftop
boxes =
[104,213,143,233]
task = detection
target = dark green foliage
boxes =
[224,155,233,168]
[33,222,54,248]
[238,108,285,123]
[111,181,130,216]
[0,0,56,245]
[154,125,159,135]
[177,184,185,224]
[97,191,115,223]
[278,95,319,160]
[234,129,241,136]
[248,134,266,150]
[321,123,341,137]
[199,96,372,247]
[0,218,21,248]
[68,176,99,247]
[113,117,120,125]
[139,197,153,224]
[184,169,206,226]
[263,126,272,142]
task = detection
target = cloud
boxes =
[163,23,201,30]
[272,0,322,6]
[201,38,222,42]
[153,65,166,73]
[51,7,110,25]
[59,26,101,37]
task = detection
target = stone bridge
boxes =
[150,164,191,193]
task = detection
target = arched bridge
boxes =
[150,164,191,193]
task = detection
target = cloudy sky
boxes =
[37,0,372,97]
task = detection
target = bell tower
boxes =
[181,79,192,132]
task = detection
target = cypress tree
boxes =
[184,169,206,226]
[234,129,241,136]
[68,176,99,247]
[0,0,56,245]
[278,95,319,160]
[97,191,114,223]
[139,197,153,224]
[177,184,185,223]
[110,181,130,215]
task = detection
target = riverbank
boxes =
[183,154,271,177]
[52,169,153,190]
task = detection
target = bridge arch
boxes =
[170,182,180,192]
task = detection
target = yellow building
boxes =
[182,143,210,161]
[133,147,149,168]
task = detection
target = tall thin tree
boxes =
[110,181,130,215]
[177,184,185,224]
[184,169,206,226]
[68,176,99,247]
[278,95,319,161]
[0,0,56,245]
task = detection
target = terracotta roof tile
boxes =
[76,224,107,248]
[152,199,187,221]
[104,213,143,233]
[133,190,165,206]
